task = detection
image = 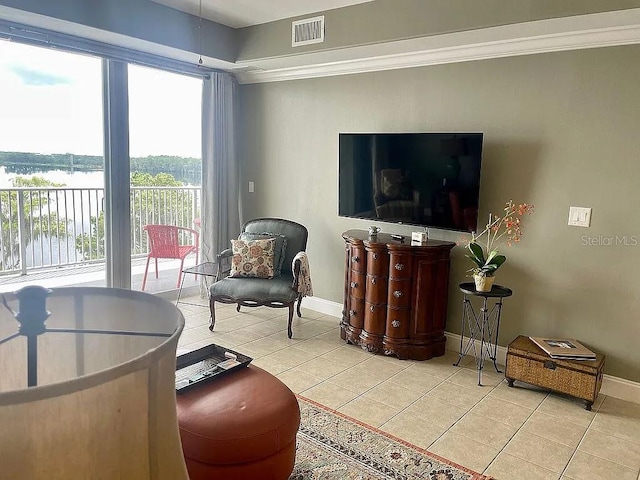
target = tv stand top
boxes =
[342,230,455,248]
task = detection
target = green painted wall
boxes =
[239,45,640,381]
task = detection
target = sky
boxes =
[0,40,202,158]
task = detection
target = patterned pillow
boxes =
[230,238,275,278]
[239,232,288,276]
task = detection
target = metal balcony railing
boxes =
[0,186,201,276]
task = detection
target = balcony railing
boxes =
[0,186,201,276]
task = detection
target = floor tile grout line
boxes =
[480,389,553,476]
[559,395,640,478]
[425,378,505,462]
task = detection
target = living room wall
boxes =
[239,45,640,382]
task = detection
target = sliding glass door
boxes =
[128,65,202,293]
[0,39,202,294]
[0,40,106,291]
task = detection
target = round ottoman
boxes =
[176,365,300,480]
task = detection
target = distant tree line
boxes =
[0,151,202,185]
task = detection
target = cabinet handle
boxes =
[391,320,401,328]
[371,277,376,284]
[349,310,356,317]
[393,290,403,298]
[352,256,360,263]
[370,305,375,312]
[394,263,405,271]
[350,282,358,288]
[372,253,378,260]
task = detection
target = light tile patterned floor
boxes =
[177,296,640,480]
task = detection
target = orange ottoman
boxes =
[176,365,300,480]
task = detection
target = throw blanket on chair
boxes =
[293,252,313,297]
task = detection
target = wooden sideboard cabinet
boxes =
[340,230,455,360]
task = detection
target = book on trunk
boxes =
[529,337,596,360]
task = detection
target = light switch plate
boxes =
[568,206,591,227]
[248,181,255,193]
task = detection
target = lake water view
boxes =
[0,166,104,188]
[0,165,201,271]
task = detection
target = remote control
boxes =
[217,359,241,370]
[390,234,405,241]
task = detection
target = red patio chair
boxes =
[142,224,199,291]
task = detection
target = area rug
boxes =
[291,395,493,480]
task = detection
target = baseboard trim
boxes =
[301,296,640,404]
[443,332,640,404]
[302,296,343,318]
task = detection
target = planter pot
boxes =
[474,275,495,292]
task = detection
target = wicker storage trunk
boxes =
[505,336,605,410]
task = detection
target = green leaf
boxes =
[465,254,484,269]
[468,242,485,264]
[489,254,506,273]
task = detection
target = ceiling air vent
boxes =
[292,16,324,47]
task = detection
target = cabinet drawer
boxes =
[385,307,410,338]
[388,253,412,279]
[348,271,366,299]
[387,278,412,307]
[365,275,388,303]
[367,250,389,275]
[350,246,366,273]
[364,302,386,335]
[347,297,365,330]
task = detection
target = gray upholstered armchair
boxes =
[208,218,309,338]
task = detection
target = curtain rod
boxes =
[0,20,233,80]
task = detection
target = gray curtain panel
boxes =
[200,72,242,296]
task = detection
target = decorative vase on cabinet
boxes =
[340,230,455,360]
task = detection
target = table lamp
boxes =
[0,286,189,480]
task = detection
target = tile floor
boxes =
[177,295,640,480]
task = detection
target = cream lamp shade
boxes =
[0,286,189,480]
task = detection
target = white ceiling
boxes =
[149,0,373,28]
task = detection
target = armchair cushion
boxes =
[239,232,288,276]
[230,238,275,278]
[210,274,298,304]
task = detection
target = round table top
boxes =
[459,282,513,298]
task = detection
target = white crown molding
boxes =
[235,8,640,84]
[302,297,640,404]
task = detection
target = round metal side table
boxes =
[454,282,513,386]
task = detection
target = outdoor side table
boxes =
[454,282,513,386]
[176,262,217,308]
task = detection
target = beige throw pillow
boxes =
[230,238,275,278]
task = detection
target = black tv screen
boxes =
[338,133,483,233]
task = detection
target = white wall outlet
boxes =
[248,181,255,193]
[568,206,591,227]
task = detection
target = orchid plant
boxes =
[466,200,534,278]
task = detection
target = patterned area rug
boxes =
[291,396,493,480]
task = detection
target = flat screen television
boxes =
[338,133,483,233]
